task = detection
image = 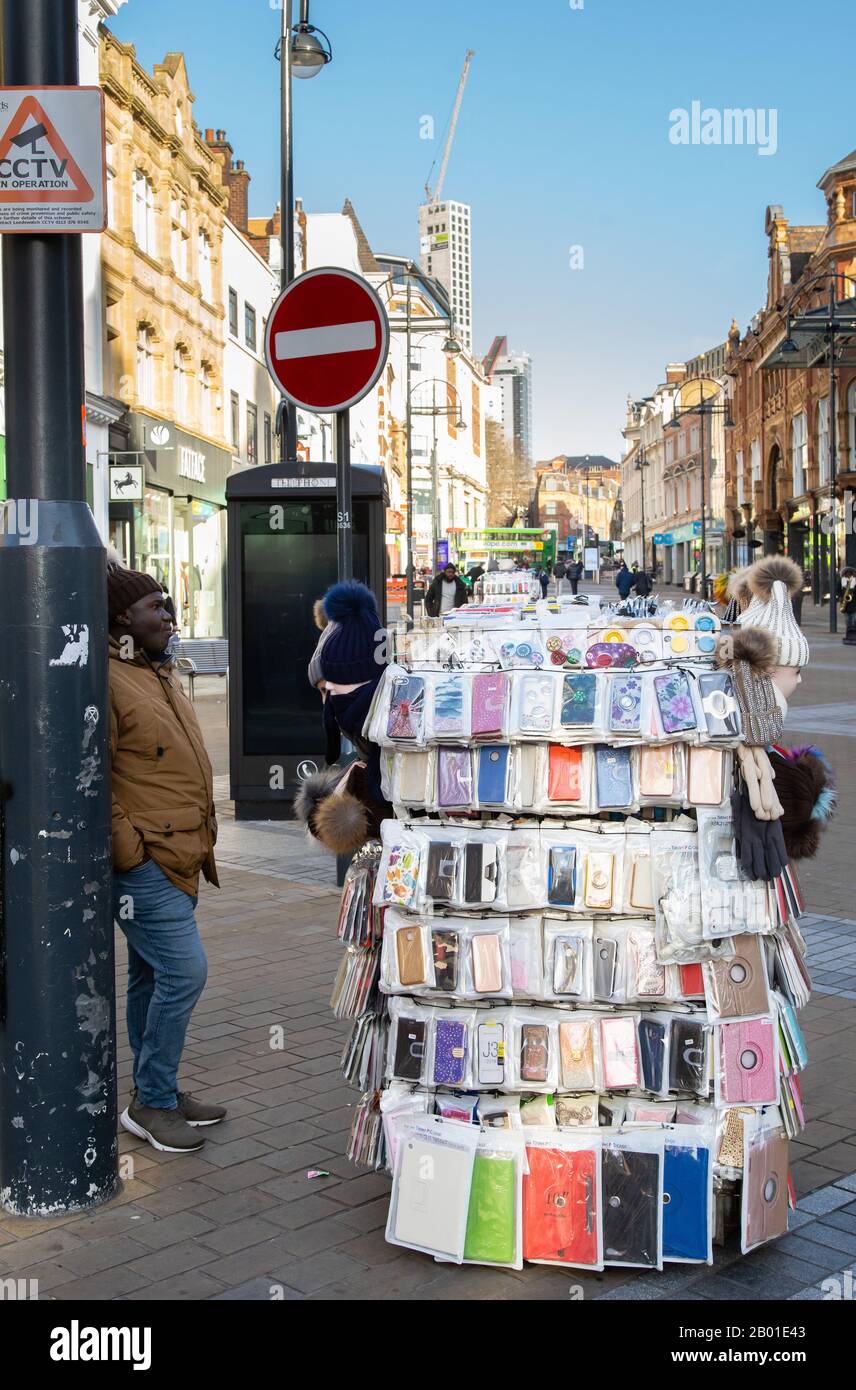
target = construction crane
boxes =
[424,49,475,204]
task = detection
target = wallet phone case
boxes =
[437,747,473,807]
[426,841,458,901]
[523,1146,598,1265]
[464,842,498,904]
[595,745,633,808]
[663,1141,711,1262]
[629,928,666,997]
[638,1018,667,1092]
[464,1152,516,1265]
[471,673,507,737]
[654,670,698,734]
[705,935,769,1018]
[477,745,509,804]
[387,675,425,740]
[610,675,643,733]
[433,1018,468,1086]
[393,1017,426,1080]
[553,935,584,995]
[518,674,555,733]
[744,1131,789,1250]
[687,747,724,805]
[601,1146,661,1267]
[431,929,460,993]
[594,936,618,999]
[547,744,583,802]
[560,672,597,727]
[559,1018,597,1089]
[719,1018,777,1104]
[520,1024,549,1083]
[433,673,466,735]
[547,846,577,906]
[395,925,427,987]
[585,850,616,909]
[669,1018,707,1093]
[639,744,678,799]
[600,1016,640,1088]
[477,1021,505,1085]
[698,671,740,738]
[394,1135,472,1256]
[472,933,503,994]
[398,751,430,803]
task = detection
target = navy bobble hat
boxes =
[319,581,382,684]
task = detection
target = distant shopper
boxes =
[633,565,653,597]
[425,563,469,617]
[553,559,566,594]
[569,558,584,595]
[615,561,634,600]
[467,564,485,586]
[839,567,856,645]
[538,567,549,599]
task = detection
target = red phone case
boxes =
[548,745,582,802]
[523,1145,598,1265]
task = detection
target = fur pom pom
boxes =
[105,545,126,573]
[726,566,752,608]
[770,745,836,860]
[314,792,369,855]
[322,580,378,624]
[293,766,344,830]
[745,555,803,600]
[716,625,778,673]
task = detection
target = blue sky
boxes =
[111,0,855,461]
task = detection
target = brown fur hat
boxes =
[726,566,753,611]
[769,745,837,860]
[715,626,778,674]
[744,555,803,600]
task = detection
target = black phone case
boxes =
[638,1018,667,1093]
[669,1018,706,1093]
[393,1018,426,1080]
[426,842,458,901]
[464,842,484,904]
[601,1147,661,1266]
[431,929,459,993]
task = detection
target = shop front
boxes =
[108,412,232,638]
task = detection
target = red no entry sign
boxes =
[264,266,389,414]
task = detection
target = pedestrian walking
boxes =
[633,564,653,597]
[569,558,583,596]
[615,560,634,600]
[838,567,856,645]
[538,567,549,599]
[553,558,566,595]
[108,560,225,1155]
[424,562,470,617]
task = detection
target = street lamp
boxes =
[275,0,333,462]
[635,449,650,572]
[666,379,734,602]
[411,376,468,575]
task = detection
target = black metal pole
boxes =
[828,282,838,635]
[335,410,353,580]
[699,407,707,600]
[278,0,297,465]
[405,277,414,620]
[638,459,646,571]
[0,0,117,1215]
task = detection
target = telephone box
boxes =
[226,462,388,819]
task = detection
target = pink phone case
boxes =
[719,1018,777,1104]
[688,747,724,805]
[599,1016,640,1088]
[471,673,507,737]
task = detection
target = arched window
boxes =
[132,170,156,254]
[173,344,189,422]
[790,410,807,496]
[199,362,213,434]
[136,325,154,404]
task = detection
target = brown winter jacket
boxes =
[109,637,219,897]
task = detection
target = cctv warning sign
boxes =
[0,87,106,232]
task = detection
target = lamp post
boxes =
[411,377,467,573]
[275,0,332,464]
[666,382,733,602]
[636,449,650,571]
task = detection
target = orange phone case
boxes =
[548,745,582,802]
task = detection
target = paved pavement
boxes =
[2,584,855,1301]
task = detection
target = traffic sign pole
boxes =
[0,0,117,1215]
[335,411,353,581]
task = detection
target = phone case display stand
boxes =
[327,610,811,1274]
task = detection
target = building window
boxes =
[817,397,830,485]
[545,502,558,515]
[264,412,272,465]
[198,229,213,303]
[228,287,238,338]
[245,303,256,351]
[173,345,189,421]
[246,402,258,466]
[849,381,856,473]
[230,391,240,450]
[199,362,212,435]
[750,437,761,490]
[136,325,154,404]
[790,410,807,496]
[106,137,116,230]
[735,449,745,505]
[132,170,156,255]
[170,197,188,280]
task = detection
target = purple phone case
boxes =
[471,673,507,737]
[654,672,697,734]
[610,675,643,732]
[437,747,473,807]
[433,1019,468,1085]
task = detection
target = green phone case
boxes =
[463,1153,516,1264]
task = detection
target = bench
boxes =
[174,638,229,702]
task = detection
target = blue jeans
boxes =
[113,858,208,1111]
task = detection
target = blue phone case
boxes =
[477,745,509,804]
[663,1142,711,1262]
[595,745,633,807]
[638,1018,666,1092]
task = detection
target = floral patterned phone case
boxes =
[654,671,698,734]
[609,675,643,733]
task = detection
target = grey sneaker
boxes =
[120,1098,204,1153]
[177,1090,227,1127]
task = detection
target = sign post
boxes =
[264,266,389,583]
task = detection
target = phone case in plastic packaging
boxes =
[460,1133,526,1269]
[386,672,427,743]
[512,743,541,811]
[380,1082,434,1176]
[715,1015,779,1107]
[741,1124,790,1254]
[608,673,644,736]
[428,670,472,742]
[520,1094,556,1127]
[697,807,770,939]
[392,749,434,810]
[638,1016,669,1096]
[573,830,624,913]
[662,1125,714,1264]
[380,911,436,995]
[652,669,701,740]
[543,916,594,1002]
[599,1014,641,1089]
[592,923,628,1005]
[435,1092,479,1124]
[476,744,511,808]
[477,1092,522,1131]
[543,744,589,809]
[429,1007,476,1089]
[625,921,671,1002]
[509,670,560,739]
[703,933,771,1020]
[558,1014,601,1091]
[624,1099,677,1125]
[464,921,513,1000]
[593,744,637,811]
[687,746,728,807]
[554,1093,600,1128]
[475,1012,508,1087]
[386,996,431,1083]
[541,830,581,909]
[511,1012,559,1093]
[601,1134,664,1269]
[375,822,427,911]
[558,670,606,739]
[470,671,510,740]
[651,827,731,964]
[697,669,742,741]
[668,1015,710,1097]
[505,827,545,910]
[436,746,475,810]
[623,830,656,913]
[386,1114,480,1263]
[509,915,546,999]
[638,742,686,806]
[522,1133,603,1269]
[380,746,395,802]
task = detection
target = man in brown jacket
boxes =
[108,562,225,1153]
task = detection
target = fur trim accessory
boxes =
[716,627,778,675]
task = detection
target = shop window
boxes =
[817,397,830,485]
[198,230,213,304]
[136,325,155,405]
[247,402,258,466]
[228,287,238,338]
[173,345,189,422]
[790,410,807,496]
[230,392,240,451]
[245,303,257,352]
[264,411,272,465]
[849,381,856,472]
[132,170,156,255]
